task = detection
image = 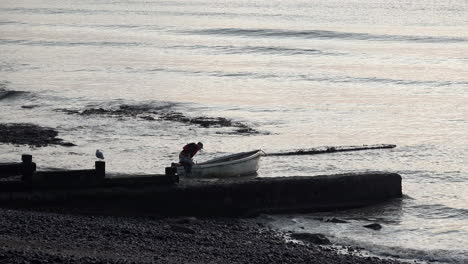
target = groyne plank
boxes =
[0,172,402,216]
[103,174,178,187]
[0,154,36,179]
[0,163,23,178]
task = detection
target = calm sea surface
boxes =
[1,0,467,263]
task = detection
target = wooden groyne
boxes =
[0,154,36,182]
[0,155,402,216]
[0,169,402,216]
[156,172,402,215]
[0,155,178,191]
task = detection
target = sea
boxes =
[0,0,467,263]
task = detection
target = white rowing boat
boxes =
[176,150,264,178]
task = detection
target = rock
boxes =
[290,233,331,245]
[363,223,382,230]
[139,115,155,121]
[0,123,75,147]
[21,105,39,109]
[60,142,77,147]
[56,104,263,135]
[325,217,348,223]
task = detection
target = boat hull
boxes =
[177,150,262,178]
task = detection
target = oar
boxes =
[264,144,396,157]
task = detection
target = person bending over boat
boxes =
[179,142,203,176]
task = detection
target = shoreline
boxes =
[0,207,405,264]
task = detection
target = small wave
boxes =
[324,76,468,87]
[170,44,341,56]
[187,28,468,43]
[410,203,468,219]
[0,85,27,101]
[335,236,468,264]
[0,90,24,100]
[136,66,466,87]
[286,73,467,87]
[0,7,103,15]
[0,20,28,26]
[0,39,141,48]
[128,65,466,87]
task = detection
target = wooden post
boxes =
[21,154,32,164]
[165,167,176,176]
[21,154,35,184]
[95,161,105,181]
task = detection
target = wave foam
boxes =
[335,236,468,264]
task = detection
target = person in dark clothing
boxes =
[179,142,203,176]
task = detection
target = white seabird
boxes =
[96,149,104,160]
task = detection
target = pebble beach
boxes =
[0,208,405,264]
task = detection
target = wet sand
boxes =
[0,208,404,264]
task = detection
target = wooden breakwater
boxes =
[0,154,36,182]
[0,155,178,191]
[0,170,402,216]
[154,172,402,215]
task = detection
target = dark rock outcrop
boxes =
[56,104,263,135]
[325,217,348,223]
[363,223,382,230]
[0,123,76,147]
